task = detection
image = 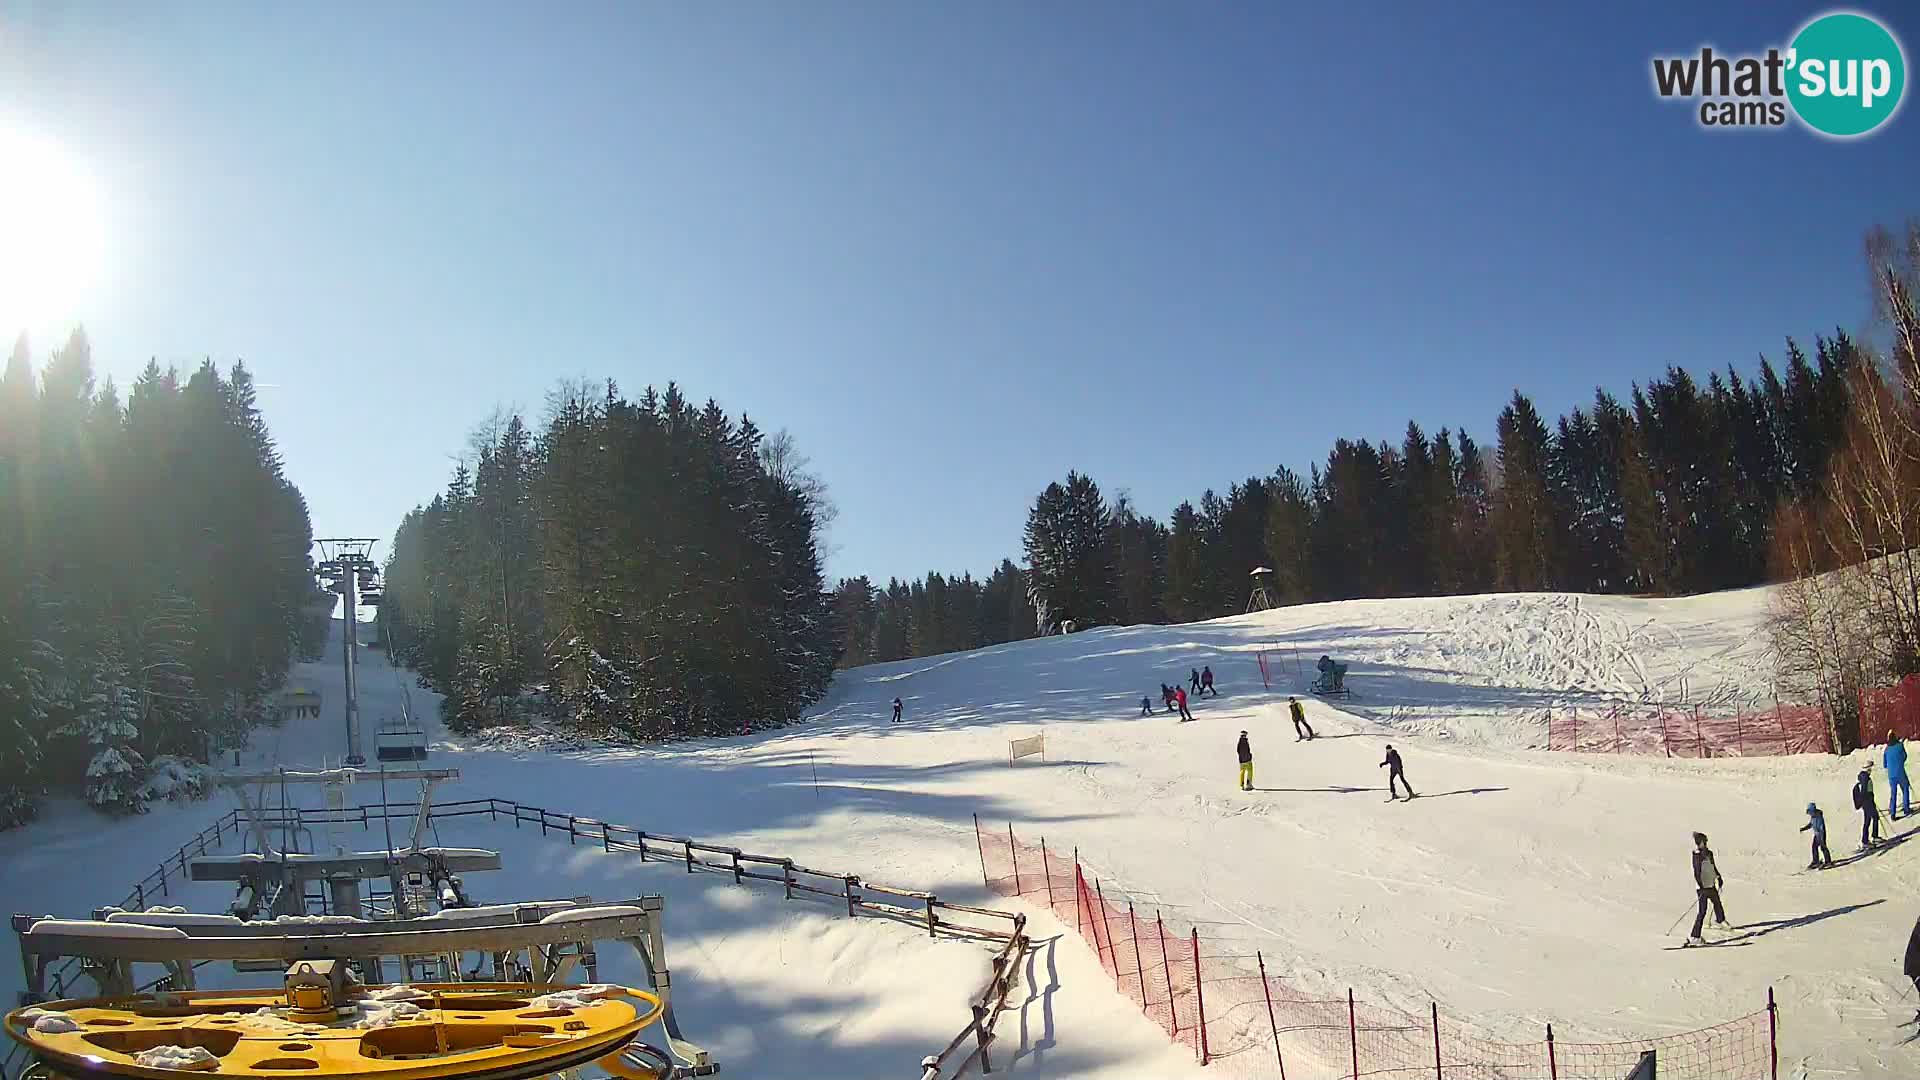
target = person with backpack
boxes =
[1688,831,1729,944]
[1288,696,1316,740]
[1855,766,1883,848]
[1905,915,1920,1021]
[1190,668,1202,694]
[1236,731,1253,791]
[1175,685,1194,722]
[1887,731,1911,820]
[1161,684,1176,713]
[1200,666,1217,697]
[1800,803,1833,869]
[892,697,903,724]
[1380,744,1415,800]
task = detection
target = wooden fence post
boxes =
[1768,987,1778,1080]
[1095,882,1118,977]
[636,831,648,862]
[684,840,695,874]
[601,822,610,852]
[1695,707,1705,757]
[1073,850,1083,934]
[1193,929,1209,1065]
[974,814,989,889]
[1159,913,1178,1037]
[843,875,859,918]
[1258,951,1283,1076]
[782,860,794,900]
[1007,823,1020,896]
[731,851,743,885]
[1612,707,1621,753]
[924,895,937,938]
[511,801,520,827]
[158,866,168,898]
[1347,989,1358,1080]
[1546,1022,1557,1080]
[1127,903,1146,1007]
[1431,1002,1441,1079]
[1660,711,1672,757]
[1570,709,1579,751]
[1041,839,1056,910]
[972,1002,993,1074]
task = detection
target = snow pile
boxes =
[140,756,211,803]
[538,905,645,925]
[132,1045,218,1070]
[366,985,432,1003]
[351,999,423,1029]
[243,1009,307,1034]
[20,1008,80,1033]
[530,984,620,1010]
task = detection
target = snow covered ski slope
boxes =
[4,588,1917,1078]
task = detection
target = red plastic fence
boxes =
[1545,702,1831,758]
[976,817,1777,1079]
[1860,675,1920,745]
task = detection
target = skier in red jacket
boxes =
[1174,685,1194,722]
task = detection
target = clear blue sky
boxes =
[3,2,1915,584]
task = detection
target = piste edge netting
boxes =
[976,817,1777,1080]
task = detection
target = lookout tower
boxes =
[1247,567,1276,613]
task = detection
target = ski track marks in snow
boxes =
[2,591,1911,1078]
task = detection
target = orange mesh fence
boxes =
[1546,702,1831,757]
[976,817,1778,1078]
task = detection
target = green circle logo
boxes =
[1787,12,1906,137]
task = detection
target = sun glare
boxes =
[0,125,107,341]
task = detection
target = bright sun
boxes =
[0,125,107,340]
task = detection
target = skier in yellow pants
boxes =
[1237,731,1253,791]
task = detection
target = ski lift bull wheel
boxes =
[4,983,664,1080]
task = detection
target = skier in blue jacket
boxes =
[1885,731,1911,820]
[1800,803,1832,869]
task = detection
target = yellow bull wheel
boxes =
[5,984,664,1080]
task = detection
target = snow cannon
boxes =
[1311,655,1350,697]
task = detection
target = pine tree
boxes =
[1492,393,1559,591]
[1262,467,1315,604]
[1022,472,1115,631]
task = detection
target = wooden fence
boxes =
[34,795,1030,1080]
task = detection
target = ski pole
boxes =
[1665,899,1697,936]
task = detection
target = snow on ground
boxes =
[2,588,1915,1079]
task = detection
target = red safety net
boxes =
[1545,702,1831,757]
[1861,675,1920,745]
[976,818,1778,1078]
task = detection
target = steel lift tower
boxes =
[314,538,383,766]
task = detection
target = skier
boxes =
[1236,730,1253,791]
[1687,831,1729,944]
[1140,695,1153,717]
[1854,766,1883,848]
[1288,696,1316,740]
[1161,684,1176,713]
[1201,666,1217,697]
[1887,730,1912,820]
[1175,685,1194,723]
[892,697,903,724]
[1290,699,1320,737]
[1190,668,1202,694]
[1380,744,1415,800]
[1800,803,1833,869]
[1905,915,1920,1019]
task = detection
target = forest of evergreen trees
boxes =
[0,330,326,827]
[378,382,838,739]
[848,335,1863,665]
